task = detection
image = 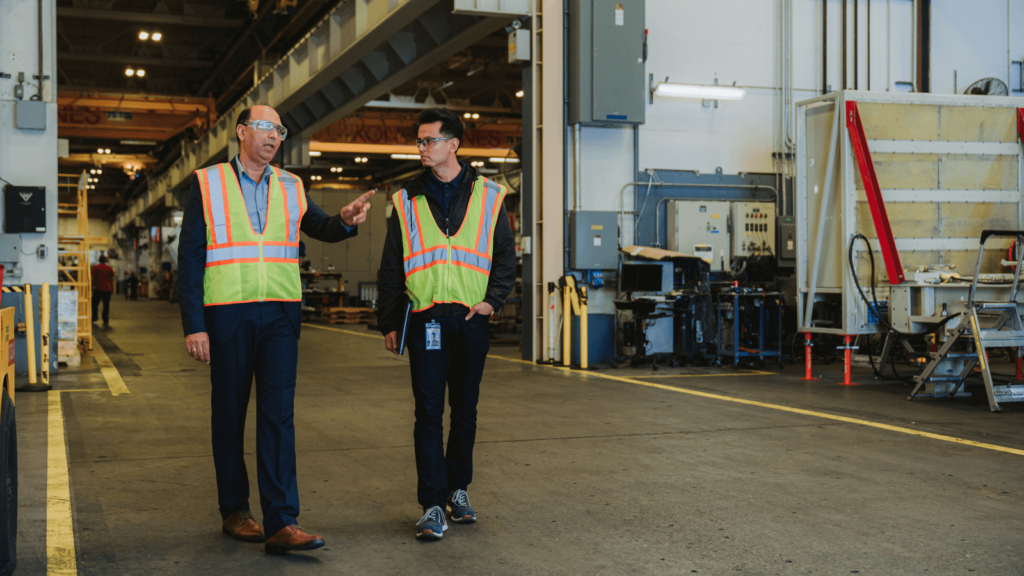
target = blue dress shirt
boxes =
[233,155,272,234]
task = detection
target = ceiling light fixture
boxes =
[139,31,149,40]
[125,68,135,76]
[649,76,745,104]
[309,151,322,156]
[390,154,420,160]
[105,149,111,154]
[136,69,146,78]
[463,113,471,119]
[471,113,479,119]
[151,32,162,41]
[515,90,524,98]
[489,157,519,163]
[96,169,102,174]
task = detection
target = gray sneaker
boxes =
[447,489,476,523]
[416,506,447,540]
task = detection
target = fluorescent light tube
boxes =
[654,83,745,101]
[391,154,421,160]
[489,157,520,163]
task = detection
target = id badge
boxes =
[425,321,441,351]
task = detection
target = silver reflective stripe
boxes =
[279,173,302,242]
[451,248,492,272]
[403,247,448,275]
[476,179,502,254]
[205,166,228,228]
[207,245,260,263]
[263,245,299,260]
[400,189,423,254]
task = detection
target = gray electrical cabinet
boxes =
[569,0,646,126]
[570,211,618,269]
[666,200,731,271]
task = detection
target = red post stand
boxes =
[839,335,858,386]
[1016,350,1022,380]
[800,333,818,381]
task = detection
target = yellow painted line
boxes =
[304,322,1024,456]
[47,391,78,575]
[89,339,130,396]
[641,371,775,378]
[53,389,109,393]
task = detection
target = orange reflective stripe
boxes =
[199,169,216,244]
[216,163,233,243]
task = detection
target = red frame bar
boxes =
[1017,108,1024,142]
[846,101,905,284]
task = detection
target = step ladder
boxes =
[909,230,1024,412]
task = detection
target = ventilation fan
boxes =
[963,77,1008,96]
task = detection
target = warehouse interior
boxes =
[0,0,1022,573]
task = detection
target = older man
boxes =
[178,105,373,554]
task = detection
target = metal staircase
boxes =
[910,231,1024,412]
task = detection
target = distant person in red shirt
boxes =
[91,255,115,327]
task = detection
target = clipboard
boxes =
[397,300,413,355]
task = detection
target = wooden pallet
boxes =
[322,306,375,325]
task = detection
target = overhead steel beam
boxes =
[112,0,512,236]
[58,52,213,68]
[56,7,244,28]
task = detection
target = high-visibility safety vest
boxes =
[395,176,506,312]
[196,163,307,306]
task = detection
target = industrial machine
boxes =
[796,90,1024,410]
[0,305,16,576]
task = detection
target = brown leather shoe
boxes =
[222,510,265,543]
[264,525,326,554]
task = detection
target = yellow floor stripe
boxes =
[89,340,130,396]
[47,391,78,575]
[303,322,1024,457]
[641,371,775,378]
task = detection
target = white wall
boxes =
[931,0,1017,95]
[0,0,56,286]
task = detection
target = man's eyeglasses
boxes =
[415,137,453,148]
[243,120,288,140]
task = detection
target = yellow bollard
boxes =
[562,279,571,366]
[40,283,50,385]
[579,285,588,370]
[24,284,36,384]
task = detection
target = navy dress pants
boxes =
[209,302,299,536]
[407,313,491,510]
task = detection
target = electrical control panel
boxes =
[666,200,730,271]
[569,211,618,269]
[731,202,775,258]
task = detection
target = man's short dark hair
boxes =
[98,254,108,264]
[416,108,463,150]
[236,107,252,128]
[234,106,252,140]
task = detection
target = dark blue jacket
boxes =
[177,159,357,342]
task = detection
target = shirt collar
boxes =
[424,161,465,192]
[233,155,273,185]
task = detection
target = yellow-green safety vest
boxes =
[395,176,506,312]
[196,163,307,306]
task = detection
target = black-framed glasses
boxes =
[415,137,453,148]
[243,120,288,140]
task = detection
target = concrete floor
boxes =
[11,298,1024,575]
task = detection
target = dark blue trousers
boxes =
[209,302,299,536]
[407,314,491,510]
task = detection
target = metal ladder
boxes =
[910,230,1024,412]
